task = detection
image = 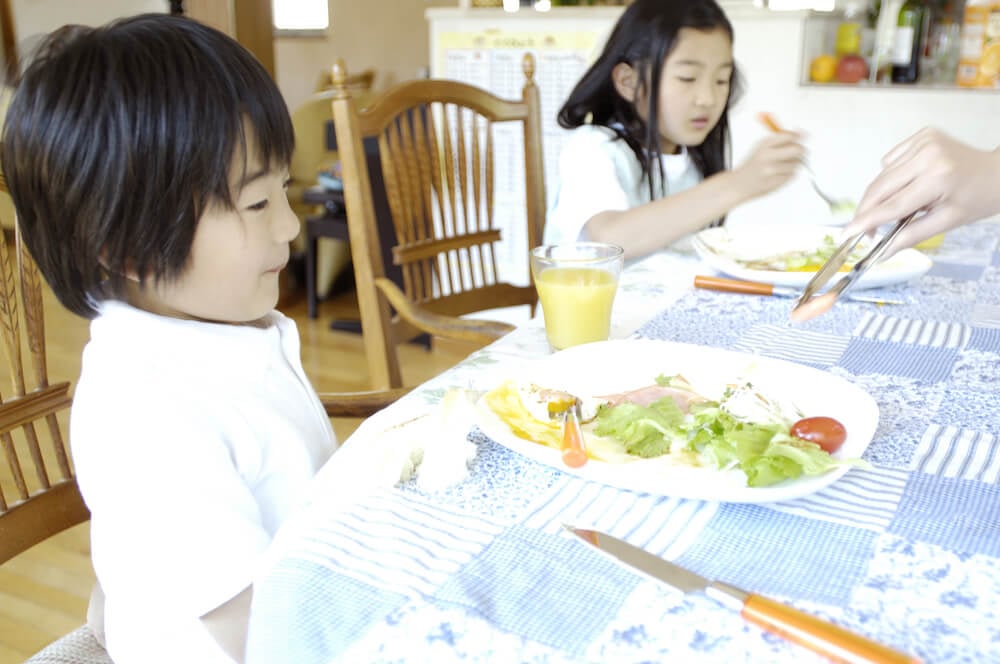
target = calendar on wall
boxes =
[429,20,611,287]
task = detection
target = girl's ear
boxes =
[611,62,639,102]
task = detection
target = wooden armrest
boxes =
[374,278,515,345]
[319,387,411,418]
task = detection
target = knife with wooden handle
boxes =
[694,275,904,306]
[565,526,921,664]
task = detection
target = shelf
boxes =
[799,9,996,93]
[799,81,1000,92]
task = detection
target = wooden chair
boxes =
[0,172,108,662]
[330,54,546,390]
[0,171,406,660]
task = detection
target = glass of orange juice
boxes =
[530,242,625,351]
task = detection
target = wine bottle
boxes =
[891,0,927,82]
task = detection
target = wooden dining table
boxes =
[246,222,1000,664]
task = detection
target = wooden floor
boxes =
[0,279,476,662]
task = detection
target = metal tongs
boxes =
[792,212,918,318]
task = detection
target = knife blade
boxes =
[564,525,920,664]
[694,275,905,306]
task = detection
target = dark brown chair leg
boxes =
[306,226,319,319]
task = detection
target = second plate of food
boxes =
[692,224,932,289]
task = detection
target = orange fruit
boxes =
[978,41,1000,82]
[810,54,838,83]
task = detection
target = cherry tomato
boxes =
[790,416,847,454]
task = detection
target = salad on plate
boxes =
[690,224,933,291]
[483,373,862,489]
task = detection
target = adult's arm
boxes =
[846,127,1000,254]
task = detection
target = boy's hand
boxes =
[847,128,1000,254]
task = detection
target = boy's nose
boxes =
[275,197,301,243]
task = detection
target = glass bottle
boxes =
[891,0,928,82]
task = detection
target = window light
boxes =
[272,0,329,31]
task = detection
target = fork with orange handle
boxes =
[758,112,855,217]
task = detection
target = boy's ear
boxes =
[612,62,639,102]
[98,251,141,282]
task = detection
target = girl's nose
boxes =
[694,79,717,107]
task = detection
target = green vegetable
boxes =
[593,389,858,487]
[593,398,686,458]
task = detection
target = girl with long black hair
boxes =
[547,0,804,259]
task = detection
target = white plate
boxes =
[475,339,879,503]
[692,224,932,290]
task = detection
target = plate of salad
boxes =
[692,224,932,290]
[476,339,878,503]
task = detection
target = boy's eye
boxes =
[677,77,696,83]
[247,199,269,211]
[283,177,292,190]
[717,79,731,85]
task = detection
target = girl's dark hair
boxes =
[558,0,742,204]
[0,13,295,319]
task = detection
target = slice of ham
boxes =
[598,384,707,413]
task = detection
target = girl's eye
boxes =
[247,199,269,212]
[283,178,292,190]
[717,79,731,85]
[677,77,696,83]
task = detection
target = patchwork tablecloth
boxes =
[248,223,999,664]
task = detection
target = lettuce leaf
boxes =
[593,394,860,487]
[593,398,686,458]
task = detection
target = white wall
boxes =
[275,0,455,115]
[10,0,166,60]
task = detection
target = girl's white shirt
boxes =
[71,300,336,664]
[545,124,703,249]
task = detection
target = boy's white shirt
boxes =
[545,124,703,249]
[72,300,337,664]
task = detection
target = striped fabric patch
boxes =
[733,324,850,366]
[764,467,908,532]
[912,424,1000,483]
[247,561,409,664]
[838,338,959,383]
[294,488,505,598]
[853,313,970,349]
[968,326,1000,352]
[889,473,1000,557]
[674,503,878,605]
[926,261,986,282]
[521,477,718,560]
[972,304,1000,329]
[433,524,640,657]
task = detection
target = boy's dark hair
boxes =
[557,0,742,212]
[0,13,295,319]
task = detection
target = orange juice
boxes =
[535,267,618,350]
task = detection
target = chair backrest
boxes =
[0,174,87,565]
[324,122,403,289]
[315,67,375,95]
[330,54,546,390]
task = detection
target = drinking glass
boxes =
[530,242,624,351]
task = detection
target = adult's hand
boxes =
[847,128,1000,253]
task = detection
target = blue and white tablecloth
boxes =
[247,223,1000,664]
